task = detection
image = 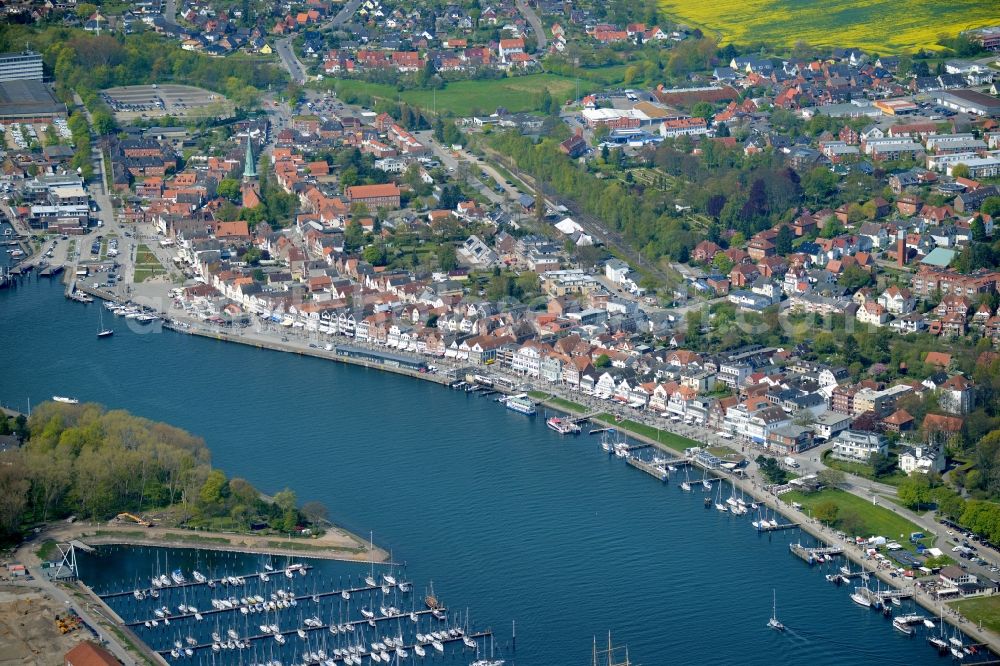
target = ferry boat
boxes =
[503,394,536,415]
[52,396,79,404]
[546,416,581,434]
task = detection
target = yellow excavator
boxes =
[116,512,153,527]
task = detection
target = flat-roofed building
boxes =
[0,51,42,82]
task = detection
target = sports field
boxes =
[331,74,584,116]
[658,0,1000,53]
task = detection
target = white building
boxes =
[898,444,945,475]
[830,430,887,462]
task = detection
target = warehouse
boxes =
[935,89,1000,116]
[0,79,65,122]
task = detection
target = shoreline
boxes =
[531,395,1000,654]
[26,523,389,565]
[13,280,1000,654]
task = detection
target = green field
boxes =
[782,488,923,541]
[951,597,1000,634]
[330,74,584,117]
[658,0,1000,53]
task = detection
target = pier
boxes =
[789,542,843,564]
[99,565,316,600]
[754,521,800,532]
[625,457,668,482]
[157,628,491,660]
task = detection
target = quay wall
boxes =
[531,395,1000,654]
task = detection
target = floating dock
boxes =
[99,565,316,599]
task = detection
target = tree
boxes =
[839,264,874,291]
[691,101,714,120]
[217,178,241,202]
[897,473,932,510]
[301,500,328,525]
[818,468,846,488]
[971,216,987,243]
[595,353,611,368]
[981,197,1000,219]
[951,163,970,179]
[198,469,227,507]
[92,110,116,136]
[774,225,794,255]
[438,245,458,271]
[870,452,896,478]
[842,334,859,361]
[272,488,297,514]
[813,499,840,524]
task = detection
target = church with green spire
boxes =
[243,139,257,181]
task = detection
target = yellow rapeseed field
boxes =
[658,0,1000,53]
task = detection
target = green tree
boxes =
[438,245,458,272]
[774,225,793,255]
[595,353,611,368]
[273,488,297,514]
[198,469,227,507]
[217,178,241,201]
[981,197,1000,219]
[690,101,714,120]
[813,499,840,524]
[897,473,932,510]
[951,163,970,179]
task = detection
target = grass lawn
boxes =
[34,539,57,561]
[134,243,167,282]
[823,452,907,486]
[782,488,922,542]
[657,0,999,53]
[331,74,584,117]
[951,597,1000,634]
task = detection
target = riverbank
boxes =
[530,393,1000,654]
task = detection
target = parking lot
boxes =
[101,84,234,122]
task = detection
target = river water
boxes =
[0,278,976,665]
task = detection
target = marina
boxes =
[5,279,1000,665]
[78,547,498,665]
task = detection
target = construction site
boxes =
[0,584,92,664]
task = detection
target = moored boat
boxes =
[503,394,536,415]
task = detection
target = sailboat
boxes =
[701,468,712,491]
[97,306,114,338]
[714,481,728,512]
[680,466,692,492]
[767,589,785,631]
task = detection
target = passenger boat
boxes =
[546,416,581,434]
[892,617,915,635]
[503,394,536,415]
[52,396,79,404]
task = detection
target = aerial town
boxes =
[3,0,1000,663]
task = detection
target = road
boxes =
[275,0,365,84]
[515,0,547,50]
[163,0,177,25]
